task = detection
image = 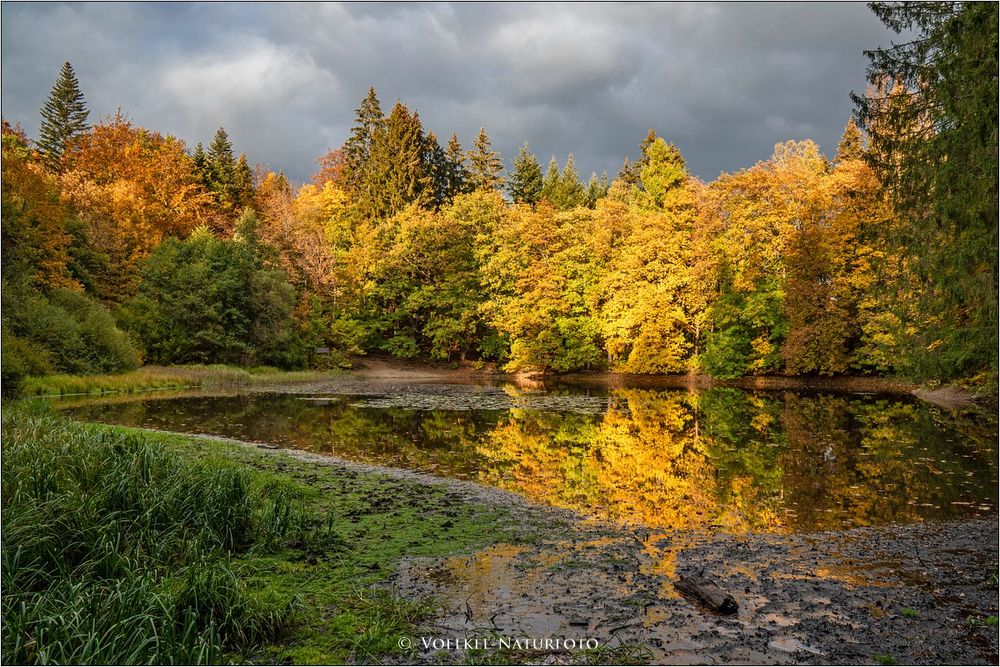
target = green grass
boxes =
[1,404,536,664]
[18,364,344,397]
[901,607,919,618]
[874,653,897,665]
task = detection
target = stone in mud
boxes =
[676,573,739,614]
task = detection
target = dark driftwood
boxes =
[676,574,738,614]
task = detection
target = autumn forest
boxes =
[2,3,997,394]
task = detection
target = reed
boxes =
[0,405,337,664]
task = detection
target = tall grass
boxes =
[1,405,338,664]
[18,364,340,397]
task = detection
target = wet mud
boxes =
[390,518,999,664]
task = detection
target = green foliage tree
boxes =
[123,213,306,368]
[852,1,999,382]
[507,142,543,204]
[2,284,141,391]
[37,62,90,172]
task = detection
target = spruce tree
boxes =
[192,142,208,177]
[234,154,255,209]
[835,117,864,163]
[466,128,504,191]
[424,131,450,207]
[507,142,543,204]
[444,133,470,200]
[853,1,999,381]
[342,87,386,197]
[616,157,641,186]
[541,156,561,204]
[586,171,608,208]
[206,127,239,209]
[375,101,432,216]
[559,154,586,209]
[38,61,90,171]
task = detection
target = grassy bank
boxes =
[17,364,345,397]
[1,404,536,664]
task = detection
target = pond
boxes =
[57,381,998,534]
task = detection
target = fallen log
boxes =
[676,573,738,614]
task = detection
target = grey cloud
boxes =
[1,2,896,185]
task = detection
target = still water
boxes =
[58,382,998,534]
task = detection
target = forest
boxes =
[2,2,996,394]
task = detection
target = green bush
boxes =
[0,331,53,394]
[122,217,307,369]
[1,285,141,393]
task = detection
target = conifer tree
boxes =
[38,61,90,171]
[616,157,641,186]
[375,101,432,216]
[207,127,235,186]
[585,172,610,208]
[204,127,240,210]
[541,156,561,203]
[559,154,586,208]
[507,142,543,204]
[444,133,470,200]
[424,131,450,207]
[234,154,255,208]
[853,1,998,381]
[342,87,386,201]
[835,117,864,163]
[192,142,207,176]
[466,127,504,191]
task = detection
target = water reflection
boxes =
[58,385,998,533]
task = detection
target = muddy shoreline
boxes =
[126,424,999,665]
[349,356,991,410]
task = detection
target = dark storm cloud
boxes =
[1,2,896,184]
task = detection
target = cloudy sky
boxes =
[1,2,898,184]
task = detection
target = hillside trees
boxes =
[4,70,989,383]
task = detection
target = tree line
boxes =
[2,2,996,391]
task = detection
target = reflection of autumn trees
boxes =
[68,389,997,533]
[477,389,997,533]
[478,390,785,531]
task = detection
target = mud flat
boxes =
[390,517,999,665]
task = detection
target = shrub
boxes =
[1,285,141,392]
